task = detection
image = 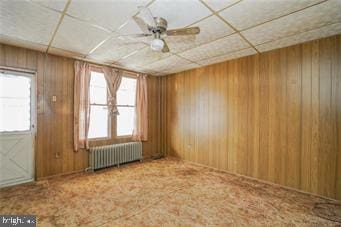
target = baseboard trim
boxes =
[176,157,339,202]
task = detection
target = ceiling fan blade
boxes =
[137,6,156,27]
[167,27,200,36]
[118,34,152,39]
[162,39,170,53]
[132,16,150,34]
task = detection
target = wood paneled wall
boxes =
[160,35,341,200]
[0,44,161,179]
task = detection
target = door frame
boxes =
[0,66,37,186]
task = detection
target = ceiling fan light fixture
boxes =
[150,38,164,51]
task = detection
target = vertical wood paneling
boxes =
[161,35,341,200]
[336,35,341,200]
[0,43,160,179]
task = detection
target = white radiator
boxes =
[89,142,142,170]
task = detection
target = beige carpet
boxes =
[0,158,339,226]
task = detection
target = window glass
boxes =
[0,73,31,132]
[117,106,135,136]
[117,77,136,106]
[88,71,109,139]
[90,71,107,105]
[116,76,137,136]
[88,105,109,139]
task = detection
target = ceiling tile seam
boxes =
[109,44,149,64]
[198,0,260,54]
[63,13,113,33]
[238,0,329,33]
[172,53,201,66]
[214,0,243,14]
[135,31,240,70]
[253,21,341,49]
[194,46,255,65]
[87,0,338,65]
[114,0,157,34]
[182,5,239,32]
[168,31,237,55]
[84,0,156,57]
[139,52,179,68]
[183,13,214,29]
[112,19,340,76]
[28,0,63,13]
[156,22,340,74]
[46,0,72,53]
[29,0,113,36]
[86,36,113,57]
[48,46,87,58]
[82,0,219,64]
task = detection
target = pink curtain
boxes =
[132,74,148,141]
[103,67,122,115]
[74,61,91,151]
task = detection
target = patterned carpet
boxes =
[0,158,339,226]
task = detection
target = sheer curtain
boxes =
[132,74,148,141]
[102,66,122,115]
[74,61,91,151]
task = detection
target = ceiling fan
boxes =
[120,6,200,53]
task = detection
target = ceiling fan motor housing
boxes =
[149,17,168,34]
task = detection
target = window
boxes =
[0,72,32,132]
[117,76,137,136]
[88,71,109,139]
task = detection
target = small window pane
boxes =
[117,107,135,136]
[117,77,136,106]
[90,71,107,104]
[88,105,108,139]
[0,73,31,132]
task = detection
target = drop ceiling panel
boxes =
[219,0,325,31]
[52,16,111,55]
[144,55,194,72]
[112,63,147,74]
[0,34,48,52]
[179,34,250,62]
[116,19,151,45]
[66,0,150,32]
[148,0,212,29]
[256,22,341,53]
[116,46,171,68]
[203,0,240,12]
[88,37,146,64]
[0,1,60,45]
[197,48,256,66]
[30,0,67,12]
[165,15,235,53]
[48,47,86,59]
[242,0,341,46]
[163,63,200,75]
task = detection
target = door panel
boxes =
[0,70,35,187]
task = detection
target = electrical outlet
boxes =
[52,95,57,102]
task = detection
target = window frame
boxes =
[88,69,111,141]
[116,74,137,138]
[0,67,36,136]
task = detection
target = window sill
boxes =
[88,137,111,141]
[116,135,133,139]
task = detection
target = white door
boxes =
[0,69,35,188]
